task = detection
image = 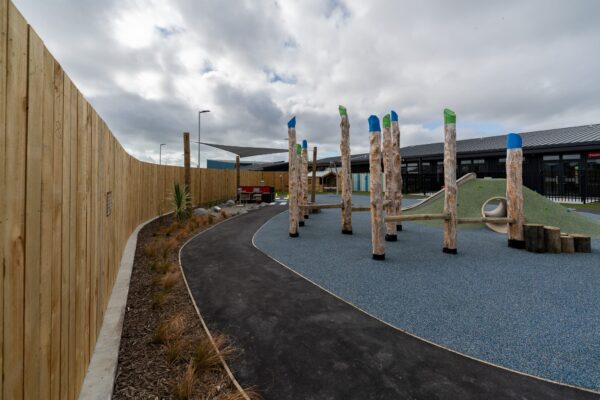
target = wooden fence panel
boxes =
[0,2,293,399]
[0,1,6,398]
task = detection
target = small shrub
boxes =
[153,313,186,344]
[151,290,168,309]
[193,334,235,373]
[151,260,171,274]
[208,214,214,225]
[172,361,196,400]
[172,182,192,223]
[164,339,185,364]
[143,242,159,258]
[160,271,180,290]
[219,209,228,219]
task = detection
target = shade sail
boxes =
[200,142,288,158]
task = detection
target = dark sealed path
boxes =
[180,206,599,400]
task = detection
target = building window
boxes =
[543,155,559,161]
[407,163,418,173]
[499,158,506,163]
[460,159,472,165]
[473,159,485,164]
[563,154,580,160]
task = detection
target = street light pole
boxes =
[198,110,210,168]
[159,143,166,165]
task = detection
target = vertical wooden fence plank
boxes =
[50,59,63,400]
[39,44,55,400]
[75,91,88,394]
[59,71,70,400]
[88,110,98,356]
[67,79,77,400]
[0,0,7,397]
[3,5,27,399]
[24,26,44,400]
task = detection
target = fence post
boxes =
[368,115,385,260]
[311,146,317,204]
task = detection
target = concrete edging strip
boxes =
[79,214,163,400]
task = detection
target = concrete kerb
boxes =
[251,209,600,397]
[80,213,165,400]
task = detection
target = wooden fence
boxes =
[0,2,288,399]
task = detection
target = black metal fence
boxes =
[401,169,600,204]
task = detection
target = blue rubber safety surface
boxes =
[255,195,600,391]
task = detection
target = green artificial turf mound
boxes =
[405,178,600,237]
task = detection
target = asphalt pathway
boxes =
[180,206,598,400]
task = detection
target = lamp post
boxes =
[159,143,166,165]
[198,110,210,168]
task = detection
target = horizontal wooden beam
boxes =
[457,217,515,224]
[301,203,342,209]
[385,213,449,222]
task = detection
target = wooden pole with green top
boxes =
[297,143,305,227]
[301,140,309,219]
[339,105,353,234]
[443,109,458,254]
[382,114,396,241]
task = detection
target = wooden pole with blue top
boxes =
[369,115,385,260]
[391,111,403,231]
[443,109,458,254]
[288,117,299,237]
[506,133,525,248]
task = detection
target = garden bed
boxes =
[113,208,257,399]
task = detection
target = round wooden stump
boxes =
[544,226,561,254]
[571,234,592,253]
[560,235,575,253]
[524,224,545,253]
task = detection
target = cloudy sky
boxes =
[13,0,600,166]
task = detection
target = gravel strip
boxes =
[254,196,600,391]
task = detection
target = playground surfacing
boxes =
[254,195,600,391]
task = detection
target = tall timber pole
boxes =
[288,117,299,237]
[302,140,309,219]
[391,110,403,231]
[297,143,305,227]
[443,108,458,254]
[506,133,525,248]
[382,114,396,241]
[369,115,385,260]
[339,105,353,234]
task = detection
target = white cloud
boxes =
[13,0,600,165]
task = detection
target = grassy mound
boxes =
[404,178,600,237]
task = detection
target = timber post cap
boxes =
[443,108,456,124]
[391,110,398,122]
[382,114,391,128]
[302,139,308,149]
[287,116,296,128]
[368,115,380,132]
[296,143,302,155]
[506,133,522,149]
[339,105,348,117]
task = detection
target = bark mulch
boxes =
[113,211,252,399]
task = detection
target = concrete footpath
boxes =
[180,206,598,400]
